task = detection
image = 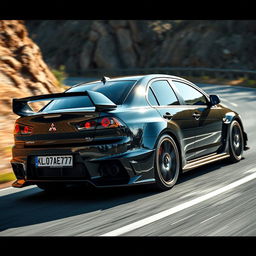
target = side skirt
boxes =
[183,152,230,172]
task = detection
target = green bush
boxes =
[0,172,16,184]
[245,79,256,86]
[51,65,68,86]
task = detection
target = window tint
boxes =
[41,80,136,112]
[69,80,136,105]
[173,81,207,105]
[41,96,93,112]
[148,87,159,106]
[150,80,179,106]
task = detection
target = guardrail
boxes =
[79,67,256,80]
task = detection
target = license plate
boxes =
[35,155,73,168]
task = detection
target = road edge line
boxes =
[100,171,256,236]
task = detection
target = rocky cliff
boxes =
[0,20,62,175]
[26,20,256,76]
[26,20,158,75]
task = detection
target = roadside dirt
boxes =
[0,180,14,189]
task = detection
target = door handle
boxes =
[163,112,173,120]
[192,112,201,119]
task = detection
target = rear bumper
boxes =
[11,139,155,188]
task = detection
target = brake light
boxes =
[101,117,111,128]
[84,120,97,129]
[85,122,91,129]
[76,117,123,131]
[14,124,20,134]
[14,123,32,135]
[101,117,123,129]
[23,126,32,134]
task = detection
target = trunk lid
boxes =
[16,109,100,147]
[13,90,118,148]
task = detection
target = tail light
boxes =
[76,117,124,131]
[14,123,33,135]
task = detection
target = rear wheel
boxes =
[154,134,180,191]
[228,120,244,163]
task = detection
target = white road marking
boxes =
[0,185,37,195]
[230,102,238,107]
[200,213,221,224]
[0,187,15,192]
[171,214,195,225]
[244,167,256,174]
[220,97,238,107]
[101,171,256,236]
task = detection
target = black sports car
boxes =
[11,74,248,191]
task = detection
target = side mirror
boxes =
[209,95,220,106]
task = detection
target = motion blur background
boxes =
[1,20,256,185]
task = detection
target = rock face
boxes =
[26,20,256,75]
[0,20,60,99]
[0,20,62,175]
[26,20,157,74]
[151,20,256,69]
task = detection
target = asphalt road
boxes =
[1,83,256,236]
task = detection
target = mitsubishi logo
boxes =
[49,123,57,132]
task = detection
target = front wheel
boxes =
[228,120,244,163]
[154,134,180,191]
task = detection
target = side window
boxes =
[150,80,179,106]
[148,87,159,106]
[172,81,207,105]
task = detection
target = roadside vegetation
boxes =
[185,76,256,88]
[50,65,69,89]
[0,172,15,184]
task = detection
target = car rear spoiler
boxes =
[12,90,117,117]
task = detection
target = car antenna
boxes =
[101,76,110,84]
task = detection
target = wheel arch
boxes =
[222,112,248,151]
[155,128,185,171]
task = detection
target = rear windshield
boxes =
[41,80,136,112]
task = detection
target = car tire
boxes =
[228,120,244,163]
[154,134,180,191]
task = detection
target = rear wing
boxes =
[12,90,117,117]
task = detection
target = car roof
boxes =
[69,74,206,107]
[73,74,190,88]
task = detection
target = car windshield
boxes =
[41,80,136,112]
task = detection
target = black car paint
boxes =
[11,74,248,189]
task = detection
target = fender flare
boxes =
[222,112,248,152]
